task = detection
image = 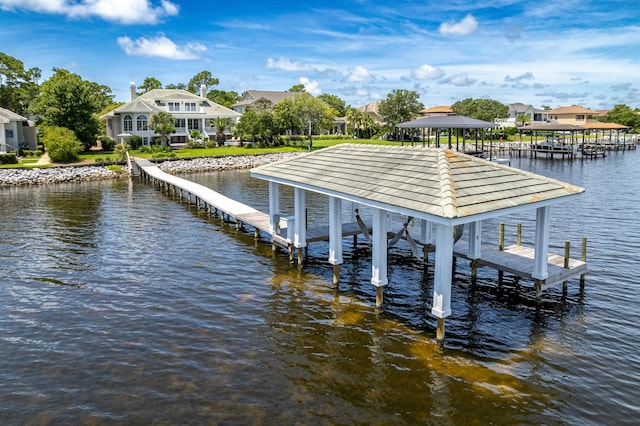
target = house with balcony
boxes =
[495,103,550,128]
[101,83,240,146]
[0,107,38,153]
[232,90,298,114]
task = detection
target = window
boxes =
[123,115,133,132]
[137,115,148,131]
[576,115,585,121]
[185,102,197,112]
[187,118,200,130]
[5,129,14,138]
[168,102,180,112]
[174,118,185,129]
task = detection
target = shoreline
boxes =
[0,152,303,187]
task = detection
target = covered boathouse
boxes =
[250,144,585,340]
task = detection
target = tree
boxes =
[273,98,299,136]
[150,111,176,147]
[515,113,531,127]
[138,77,162,94]
[604,104,640,131]
[31,68,110,150]
[41,126,83,162]
[378,89,424,129]
[292,92,336,149]
[346,107,378,138]
[317,93,347,116]
[451,98,508,122]
[165,82,187,90]
[187,70,219,93]
[210,117,233,146]
[207,89,240,109]
[0,52,42,114]
[288,84,306,92]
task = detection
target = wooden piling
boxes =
[436,318,445,342]
[517,223,522,246]
[297,247,304,267]
[580,237,587,289]
[499,222,505,251]
[563,240,570,290]
[333,264,340,286]
[376,286,384,307]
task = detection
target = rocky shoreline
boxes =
[0,152,303,187]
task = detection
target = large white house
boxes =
[0,107,38,153]
[101,83,241,145]
[495,103,550,128]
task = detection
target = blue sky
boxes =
[1,0,638,109]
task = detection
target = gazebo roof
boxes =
[397,115,496,129]
[251,144,584,224]
[518,123,585,132]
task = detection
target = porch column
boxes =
[268,181,280,235]
[371,208,388,307]
[328,196,343,284]
[432,223,454,341]
[532,206,551,280]
[420,219,433,244]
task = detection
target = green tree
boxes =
[604,104,640,131]
[165,82,187,90]
[288,84,306,92]
[0,52,42,114]
[346,107,378,138]
[515,113,531,127]
[317,93,347,116]
[452,98,508,122]
[273,98,300,135]
[207,89,240,108]
[210,117,233,146]
[378,89,424,129]
[187,70,219,93]
[150,111,176,147]
[31,68,110,150]
[41,126,83,162]
[292,92,336,149]
[138,77,162,94]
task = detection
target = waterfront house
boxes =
[495,103,549,128]
[101,83,240,146]
[547,105,597,126]
[0,107,37,153]
[420,105,454,116]
[231,90,298,114]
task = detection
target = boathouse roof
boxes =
[251,144,584,224]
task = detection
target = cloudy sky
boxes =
[1,0,638,109]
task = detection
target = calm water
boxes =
[1,150,639,424]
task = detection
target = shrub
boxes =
[41,126,83,163]
[205,140,216,148]
[0,152,18,164]
[100,136,116,151]
[128,135,142,150]
[113,143,131,162]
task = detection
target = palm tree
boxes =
[515,113,531,128]
[150,111,175,146]
[211,117,232,146]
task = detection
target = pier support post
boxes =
[563,240,570,291]
[268,182,280,236]
[436,318,446,342]
[580,237,587,290]
[420,219,432,262]
[371,208,388,306]
[532,206,551,281]
[328,197,343,286]
[432,223,454,340]
[293,188,307,266]
[499,222,505,251]
[468,221,482,278]
[376,287,384,308]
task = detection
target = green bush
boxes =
[0,152,18,164]
[205,140,216,148]
[128,135,142,150]
[34,149,43,156]
[100,136,116,151]
[42,126,83,163]
[113,143,131,162]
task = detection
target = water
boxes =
[1,150,639,424]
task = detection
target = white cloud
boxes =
[0,0,179,24]
[300,77,321,96]
[411,64,444,80]
[439,14,478,36]
[439,73,477,87]
[347,65,372,82]
[117,34,206,60]
[266,57,311,72]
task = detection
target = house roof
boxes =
[102,89,240,119]
[0,107,28,122]
[421,105,453,114]
[547,105,594,115]
[250,144,583,223]
[397,115,495,129]
[357,101,385,124]
[518,123,585,131]
[581,122,629,130]
[233,90,297,108]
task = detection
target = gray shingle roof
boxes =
[250,144,584,222]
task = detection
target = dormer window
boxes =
[168,102,180,112]
[185,102,197,112]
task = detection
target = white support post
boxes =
[268,181,280,235]
[532,206,550,280]
[468,220,482,259]
[420,219,432,245]
[370,208,388,288]
[294,187,307,248]
[432,223,453,318]
[328,196,343,265]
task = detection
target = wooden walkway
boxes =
[134,158,368,249]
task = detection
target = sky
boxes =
[1,0,639,110]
